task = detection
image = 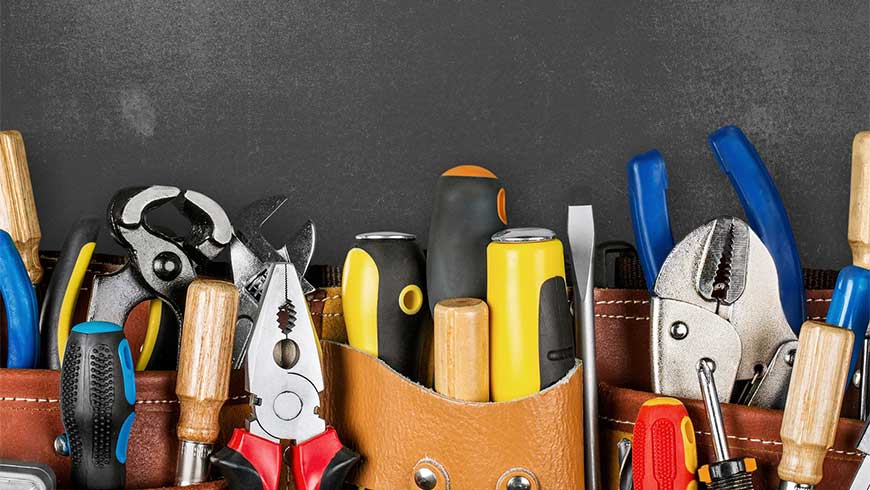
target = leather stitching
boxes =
[1,394,248,405]
[595,314,650,321]
[599,416,861,456]
[310,295,341,303]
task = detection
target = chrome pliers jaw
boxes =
[652,216,797,408]
[244,262,325,444]
[211,261,359,490]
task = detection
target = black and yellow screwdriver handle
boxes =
[427,165,507,312]
[40,218,100,369]
[342,232,427,379]
[487,228,575,402]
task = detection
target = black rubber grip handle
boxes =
[40,217,100,369]
[356,237,427,379]
[427,169,505,312]
[59,322,136,490]
[537,276,575,389]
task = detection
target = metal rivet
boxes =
[506,476,531,490]
[854,369,863,388]
[415,467,438,489]
[785,349,796,367]
[53,434,70,457]
[669,321,688,340]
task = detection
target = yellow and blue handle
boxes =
[0,229,39,368]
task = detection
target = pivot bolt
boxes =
[670,321,689,340]
[153,251,182,281]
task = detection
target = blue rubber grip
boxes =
[708,125,806,333]
[0,230,39,368]
[826,266,870,380]
[627,150,675,292]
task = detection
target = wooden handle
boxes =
[434,298,489,402]
[849,131,870,268]
[779,320,853,484]
[176,279,239,444]
[0,131,41,284]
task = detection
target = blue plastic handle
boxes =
[826,265,870,380]
[0,230,39,368]
[627,150,675,293]
[708,126,806,333]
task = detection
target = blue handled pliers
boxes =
[0,229,39,368]
[628,125,806,335]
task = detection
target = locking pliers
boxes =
[651,216,797,408]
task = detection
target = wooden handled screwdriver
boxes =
[0,130,42,285]
[175,279,239,486]
[778,320,853,490]
[434,298,489,402]
[849,131,870,419]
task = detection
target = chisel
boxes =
[0,130,42,285]
[778,320,852,490]
[433,298,489,402]
[487,227,574,402]
[55,321,136,490]
[427,165,506,313]
[567,205,601,490]
[632,397,698,490]
[342,232,427,379]
[175,279,239,486]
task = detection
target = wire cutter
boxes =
[652,217,797,409]
[628,125,805,334]
[40,185,232,370]
[0,229,39,368]
[211,262,360,490]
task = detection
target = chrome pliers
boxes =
[628,125,805,334]
[651,216,797,408]
[211,262,359,490]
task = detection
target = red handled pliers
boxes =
[211,261,359,490]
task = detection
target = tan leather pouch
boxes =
[320,341,586,489]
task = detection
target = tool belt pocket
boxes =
[0,255,249,489]
[318,340,586,489]
[595,288,865,490]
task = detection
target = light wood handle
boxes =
[779,320,853,484]
[849,132,870,268]
[0,131,41,284]
[176,279,239,444]
[434,298,489,402]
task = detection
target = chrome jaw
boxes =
[652,217,797,408]
[244,262,326,444]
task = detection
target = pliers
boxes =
[0,229,39,368]
[651,217,797,408]
[40,185,232,370]
[211,262,359,490]
[628,125,805,334]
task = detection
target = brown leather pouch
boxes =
[320,340,586,489]
[595,288,863,490]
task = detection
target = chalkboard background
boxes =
[1,1,868,269]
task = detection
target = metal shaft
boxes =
[698,358,731,461]
[862,337,870,421]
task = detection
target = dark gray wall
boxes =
[1,1,868,268]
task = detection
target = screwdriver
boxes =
[0,130,42,285]
[696,359,756,490]
[778,320,853,490]
[632,397,698,490]
[175,279,239,486]
[433,298,489,402]
[487,228,574,402]
[427,165,506,313]
[342,232,427,379]
[55,321,136,490]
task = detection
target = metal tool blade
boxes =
[285,220,316,294]
[567,205,601,490]
[698,217,748,308]
[617,439,633,490]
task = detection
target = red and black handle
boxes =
[211,428,360,490]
